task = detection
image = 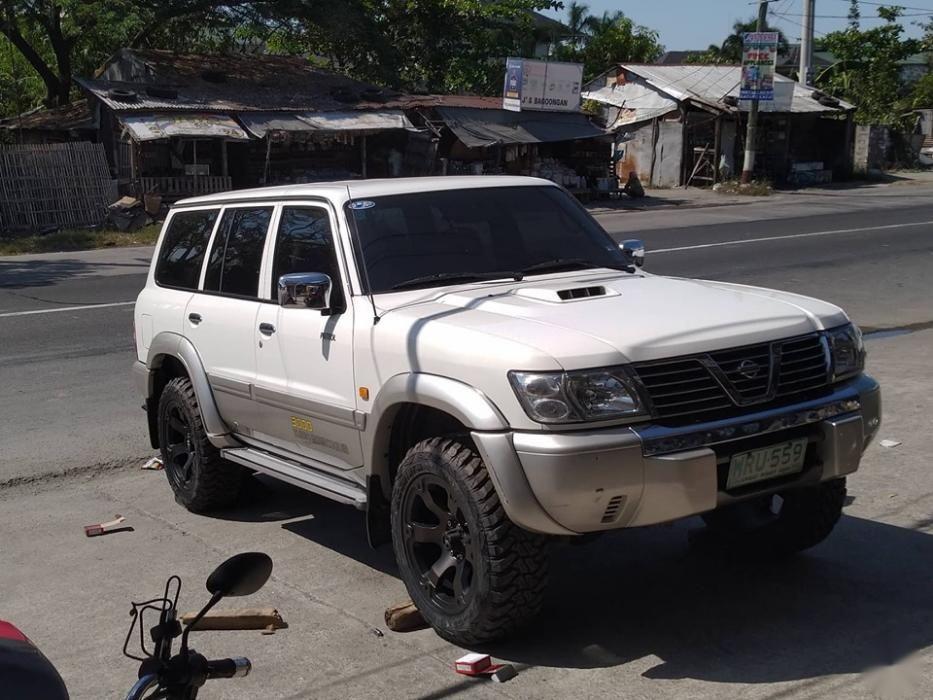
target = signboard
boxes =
[503,57,524,111]
[502,58,583,113]
[740,32,779,101]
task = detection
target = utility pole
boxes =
[799,0,815,85]
[740,0,771,184]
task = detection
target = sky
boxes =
[542,0,932,51]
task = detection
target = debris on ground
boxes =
[83,515,128,537]
[880,439,902,448]
[454,653,517,683]
[622,172,645,198]
[107,196,148,231]
[141,456,163,471]
[180,607,288,633]
[384,600,428,633]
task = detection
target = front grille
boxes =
[632,333,831,422]
[776,334,829,397]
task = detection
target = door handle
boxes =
[188,313,202,325]
[259,322,276,335]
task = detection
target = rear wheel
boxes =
[157,376,243,512]
[702,478,847,556]
[391,438,549,645]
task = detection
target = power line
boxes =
[824,0,933,12]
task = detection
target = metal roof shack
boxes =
[69,49,424,201]
[582,63,856,189]
[0,99,97,143]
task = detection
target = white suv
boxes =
[134,176,881,644]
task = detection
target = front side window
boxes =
[203,207,272,298]
[154,209,219,290]
[271,207,344,309]
[345,186,628,293]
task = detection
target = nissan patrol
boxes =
[133,176,881,644]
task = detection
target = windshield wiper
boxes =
[521,258,631,275]
[390,270,523,291]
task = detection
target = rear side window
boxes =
[203,207,272,298]
[154,209,219,290]
[271,207,344,308]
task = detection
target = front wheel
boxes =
[702,478,847,556]
[390,438,549,645]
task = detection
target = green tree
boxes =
[554,6,662,80]
[818,5,920,124]
[689,17,788,65]
[0,1,264,114]
[847,0,861,29]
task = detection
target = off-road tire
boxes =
[157,376,243,512]
[702,478,847,556]
[391,438,549,645]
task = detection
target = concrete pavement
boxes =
[0,329,930,699]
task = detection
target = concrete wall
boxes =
[853,125,891,172]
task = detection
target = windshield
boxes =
[345,186,629,293]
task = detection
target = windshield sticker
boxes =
[348,200,375,210]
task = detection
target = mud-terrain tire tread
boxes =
[158,376,243,513]
[391,437,549,645]
[704,478,847,555]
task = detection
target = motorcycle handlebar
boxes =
[206,657,251,680]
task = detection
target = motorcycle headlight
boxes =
[509,367,645,424]
[826,323,865,381]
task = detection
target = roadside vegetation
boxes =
[0,223,160,255]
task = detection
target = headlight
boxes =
[509,367,645,424]
[826,323,865,380]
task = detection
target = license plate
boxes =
[726,438,808,489]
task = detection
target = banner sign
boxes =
[502,58,583,113]
[740,32,779,101]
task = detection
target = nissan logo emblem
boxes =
[737,359,761,379]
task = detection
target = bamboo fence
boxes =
[0,142,118,234]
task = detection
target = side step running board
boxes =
[222,447,367,510]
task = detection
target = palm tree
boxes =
[566,1,590,42]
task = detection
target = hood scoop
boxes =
[514,285,618,303]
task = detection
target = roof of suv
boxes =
[174,176,557,207]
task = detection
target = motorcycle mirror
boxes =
[206,552,273,598]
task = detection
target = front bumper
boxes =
[472,374,881,536]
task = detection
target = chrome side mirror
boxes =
[278,272,332,310]
[620,239,645,268]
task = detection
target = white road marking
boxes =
[2,220,931,317]
[651,220,933,254]
[0,301,135,318]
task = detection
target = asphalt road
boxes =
[1,185,932,481]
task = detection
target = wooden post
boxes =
[262,137,272,184]
[360,134,368,178]
[713,115,722,184]
[221,139,228,178]
[740,0,770,183]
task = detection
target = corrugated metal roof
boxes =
[79,48,403,113]
[238,110,413,138]
[0,99,96,131]
[585,64,853,118]
[436,107,605,147]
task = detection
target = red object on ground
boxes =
[454,652,513,678]
[0,620,29,643]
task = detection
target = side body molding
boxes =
[363,373,509,483]
[146,332,236,446]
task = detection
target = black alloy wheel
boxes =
[400,474,481,614]
[164,404,196,492]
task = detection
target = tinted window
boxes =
[204,207,272,298]
[346,186,627,293]
[154,209,219,289]
[271,207,343,308]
